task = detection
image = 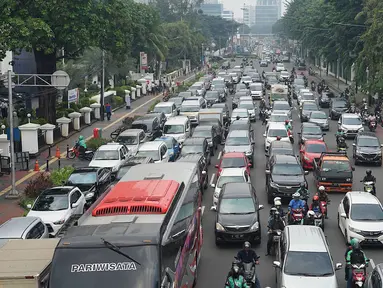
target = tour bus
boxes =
[49,162,203,288]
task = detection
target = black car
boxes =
[177,154,209,191]
[298,122,325,143]
[265,154,309,204]
[318,92,330,108]
[180,137,211,164]
[329,99,348,120]
[266,141,295,158]
[366,263,383,288]
[199,118,224,144]
[211,85,226,102]
[229,119,253,135]
[205,91,220,107]
[132,114,163,140]
[212,103,230,124]
[213,182,264,245]
[300,102,319,122]
[66,167,112,208]
[193,125,219,153]
[113,156,154,182]
[353,132,383,165]
[147,112,166,129]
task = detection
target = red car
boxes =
[215,152,251,177]
[299,139,328,169]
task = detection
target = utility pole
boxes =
[100,50,105,121]
[7,69,16,197]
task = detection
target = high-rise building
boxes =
[254,0,281,35]
[200,3,223,17]
[221,10,234,21]
[242,5,256,28]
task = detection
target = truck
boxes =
[0,238,59,288]
[269,84,288,102]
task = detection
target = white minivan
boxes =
[153,102,177,119]
[163,116,191,145]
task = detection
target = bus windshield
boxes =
[49,246,158,288]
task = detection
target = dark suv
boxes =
[180,137,211,165]
[353,132,383,166]
[265,154,308,204]
[177,154,209,191]
[329,99,348,120]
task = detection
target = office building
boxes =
[221,10,234,21]
[242,5,256,28]
[200,3,223,17]
[254,0,281,35]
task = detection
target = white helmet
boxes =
[307,210,315,217]
[274,197,281,205]
[318,186,325,192]
[292,192,300,198]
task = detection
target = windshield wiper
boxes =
[289,272,320,276]
[316,272,333,276]
[101,238,141,266]
[336,170,351,173]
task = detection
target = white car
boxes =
[211,167,250,205]
[297,88,311,104]
[231,108,250,122]
[299,92,315,107]
[89,143,130,174]
[264,122,290,151]
[249,83,263,100]
[276,63,285,72]
[136,141,169,163]
[238,101,256,122]
[242,76,252,85]
[338,113,364,137]
[27,187,86,236]
[153,102,178,119]
[116,129,146,155]
[272,100,292,119]
[338,192,383,244]
[279,71,290,81]
[229,72,239,83]
[266,112,291,127]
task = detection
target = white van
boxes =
[163,116,191,144]
[153,102,177,119]
[273,225,342,288]
[180,98,206,125]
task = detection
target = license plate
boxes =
[233,234,244,239]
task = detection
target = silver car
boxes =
[0,216,49,239]
[238,101,256,122]
[309,111,329,130]
[224,130,255,166]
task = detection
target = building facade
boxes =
[242,5,256,28]
[254,0,281,35]
[200,3,223,17]
[221,10,234,21]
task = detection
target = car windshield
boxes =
[303,104,318,111]
[272,163,302,175]
[239,103,254,110]
[232,111,248,118]
[269,114,288,122]
[217,176,245,188]
[219,198,255,214]
[311,112,327,119]
[268,77,278,83]
[136,150,159,161]
[295,79,305,85]
[181,145,204,155]
[250,86,262,91]
[284,251,333,276]
[271,148,293,156]
[172,98,183,105]
[193,130,211,138]
[117,135,137,145]
[226,136,250,146]
[153,106,172,114]
[157,138,173,149]
[351,204,383,221]
[67,172,97,184]
[116,166,134,180]
[49,246,158,288]
[33,194,68,211]
[164,124,184,134]
[206,93,219,99]
[303,126,322,134]
[321,160,351,172]
[306,144,326,153]
[181,105,200,112]
[343,117,361,125]
[268,129,288,137]
[358,137,380,147]
[334,101,347,108]
[94,150,119,160]
[221,157,246,168]
[273,103,290,110]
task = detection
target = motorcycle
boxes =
[350,262,368,287]
[289,208,304,225]
[287,129,294,144]
[362,181,375,195]
[67,142,94,161]
[311,83,316,92]
[270,229,282,258]
[320,201,328,218]
[241,256,260,288]
[313,212,324,231]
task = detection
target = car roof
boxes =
[155,136,175,141]
[194,125,212,131]
[302,122,320,128]
[177,154,203,163]
[222,183,252,198]
[220,167,246,176]
[347,192,380,205]
[119,129,143,136]
[183,137,206,145]
[98,143,124,151]
[0,217,41,238]
[304,139,326,145]
[155,102,174,107]
[138,141,164,150]
[270,111,288,116]
[357,132,379,139]
[164,116,188,124]
[343,113,360,118]
[268,123,286,129]
[72,167,100,173]
[228,130,249,137]
[270,141,293,149]
[273,100,289,104]
[274,154,299,164]
[286,226,327,252]
[42,187,73,196]
[222,152,246,158]
[232,108,248,113]
[310,111,325,115]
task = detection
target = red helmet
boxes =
[285,120,289,124]
[276,136,281,140]
[313,195,319,201]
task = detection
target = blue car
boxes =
[154,136,180,162]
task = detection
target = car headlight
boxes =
[349,226,362,233]
[359,127,364,132]
[245,150,252,156]
[112,166,118,172]
[356,150,362,155]
[216,223,225,231]
[346,178,352,182]
[321,177,327,181]
[304,155,310,161]
[85,192,94,200]
[270,181,278,188]
[250,221,259,231]
[53,219,65,225]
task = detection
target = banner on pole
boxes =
[68,88,79,107]
[140,52,148,70]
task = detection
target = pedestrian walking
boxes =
[125,94,131,110]
[147,82,152,96]
[105,102,112,121]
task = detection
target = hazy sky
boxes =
[220,0,287,19]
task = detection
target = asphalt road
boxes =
[195,58,383,288]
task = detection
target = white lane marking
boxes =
[217,151,222,160]
[210,173,216,186]
[370,258,376,269]
[202,206,205,215]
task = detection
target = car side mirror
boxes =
[251,141,255,145]
[121,155,125,160]
[202,170,207,175]
[263,133,266,137]
[335,263,343,270]
[352,143,356,146]
[211,183,216,188]
[210,206,217,211]
[27,204,32,209]
[340,212,347,218]
[304,171,309,175]
[215,164,219,168]
[259,204,264,210]
[265,170,271,174]
[273,261,281,269]
[71,202,79,209]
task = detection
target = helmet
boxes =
[363,98,366,102]
[232,259,241,274]
[300,183,305,188]
[270,207,277,215]
[243,241,251,249]
[285,120,289,124]
[366,169,372,176]
[79,135,84,141]
[352,240,361,251]
[292,192,300,198]
[350,238,358,247]
[338,128,342,132]
[275,200,282,207]
[276,136,281,140]
[307,210,315,218]
[318,186,325,192]
[313,195,319,201]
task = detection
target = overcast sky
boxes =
[220,0,287,19]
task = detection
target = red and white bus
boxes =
[49,162,203,288]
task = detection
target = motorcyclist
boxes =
[309,195,321,214]
[335,128,345,144]
[266,211,285,256]
[78,135,87,156]
[236,242,261,288]
[259,98,266,110]
[284,120,292,132]
[337,135,348,151]
[317,185,330,205]
[273,197,285,217]
[361,98,368,115]
[346,240,369,288]
[225,259,249,288]
[362,169,376,195]
[344,238,358,281]
[288,192,305,223]
[301,210,315,225]
[296,183,309,202]
[367,112,376,126]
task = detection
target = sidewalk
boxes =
[0,70,200,223]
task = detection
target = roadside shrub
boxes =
[112,96,124,107]
[24,172,53,199]
[19,197,35,211]
[79,97,91,107]
[148,100,160,112]
[122,115,141,127]
[32,118,48,125]
[114,87,125,97]
[86,137,110,151]
[50,166,75,186]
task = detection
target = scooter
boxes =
[313,211,324,231]
[369,118,377,131]
[289,209,304,225]
[361,181,375,195]
[237,256,260,288]
[67,142,94,161]
[350,262,368,287]
[287,129,294,144]
[270,229,282,257]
